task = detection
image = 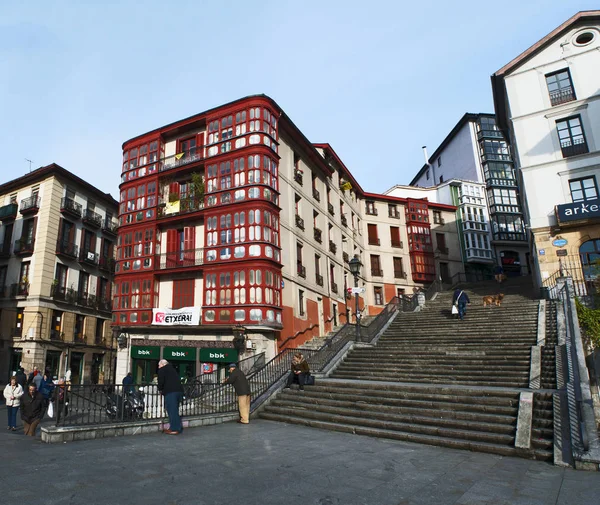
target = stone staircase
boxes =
[260,278,560,462]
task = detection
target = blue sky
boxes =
[0,1,596,197]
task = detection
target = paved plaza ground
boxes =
[1,406,599,505]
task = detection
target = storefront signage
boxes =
[552,238,568,248]
[163,347,197,361]
[152,307,200,326]
[131,346,160,360]
[199,348,238,363]
[556,199,600,223]
[539,249,545,256]
[556,249,568,257]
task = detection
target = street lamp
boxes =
[348,255,362,342]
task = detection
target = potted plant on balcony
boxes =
[168,191,180,203]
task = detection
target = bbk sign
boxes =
[131,346,160,360]
[152,307,200,326]
[556,198,600,224]
[199,348,238,363]
[163,347,197,361]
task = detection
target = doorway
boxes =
[9,348,22,379]
[133,359,159,384]
[70,352,85,384]
[500,251,521,276]
[171,361,196,383]
[439,262,451,284]
[45,350,62,380]
[91,354,103,385]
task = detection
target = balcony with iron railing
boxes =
[477,129,504,140]
[389,211,401,219]
[0,203,18,221]
[328,203,334,216]
[394,270,407,279]
[102,218,118,236]
[371,268,383,277]
[157,197,205,221]
[79,249,99,266]
[155,248,204,270]
[50,330,63,341]
[83,209,102,228]
[295,215,305,231]
[329,240,337,254]
[560,138,589,158]
[313,227,322,243]
[368,237,380,246]
[312,188,320,202]
[316,273,323,286]
[550,86,576,107]
[365,207,378,216]
[98,256,116,272]
[159,147,203,173]
[60,197,82,218]
[14,238,34,256]
[341,214,348,227]
[11,282,28,297]
[297,263,306,278]
[391,240,403,248]
[56,239,79,259]
[20,196,40,215]
[492,232,527,242]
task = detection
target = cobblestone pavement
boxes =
[0,405,599,505]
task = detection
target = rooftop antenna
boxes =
[25,158,33,172]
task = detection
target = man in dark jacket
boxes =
[222,363,251,424]
[157,359,184,435]
[122,372,134,394]
[21,384,45,436]
[452,289,471,321]
[15,368,27,390]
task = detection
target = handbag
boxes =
[451,304,459,315]
[304,373,315,386]
[47,401,54,419]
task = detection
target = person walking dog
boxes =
[157,359,184,435]
[3,376,24,431]
[222,363,251,424]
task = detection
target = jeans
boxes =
[164,392,183,432]
[7,406,18,428]
[458,301,467,320]
[286,372,306,389]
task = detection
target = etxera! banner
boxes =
[152,307,200,326]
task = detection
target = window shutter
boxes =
[367,224,378,242]
[166,229,178,268]
[183,227,195,264]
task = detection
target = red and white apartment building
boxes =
[114,95,462,382]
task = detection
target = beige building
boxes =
[0,164,118,383]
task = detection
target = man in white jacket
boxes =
[3,376,24,431]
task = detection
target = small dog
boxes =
[483,293,505,307]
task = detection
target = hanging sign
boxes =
[152,307,200,326]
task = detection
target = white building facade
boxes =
[492,10,600,293]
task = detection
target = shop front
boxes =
[199,348,238,382]
[70,352,85,384]
[163,347,197,382]
[45,350,62,380]
[131,345,160,383]
[8,348,22,379]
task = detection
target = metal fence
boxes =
[53,297,404,428]
[542,255,592,301]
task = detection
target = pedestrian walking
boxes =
[157,359,184,435]
[27,366,40,386]
[53,379,69,422]
[122,372,134,394]
[452,288,471,321]
[3,376,24,431]
[15,367,27,391]
[39,372,55,416]
[32,370,43,390]
[222,363,251,424]
[21,384,45,436]
[284,352,310,391]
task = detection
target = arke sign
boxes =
[556,198,600,224]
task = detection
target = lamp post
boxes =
[348,255,362,342]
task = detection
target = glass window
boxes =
[569,177,598,202]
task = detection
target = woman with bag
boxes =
[452,288,471,321]
[284,353,310,391]
[3,376,24,431]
